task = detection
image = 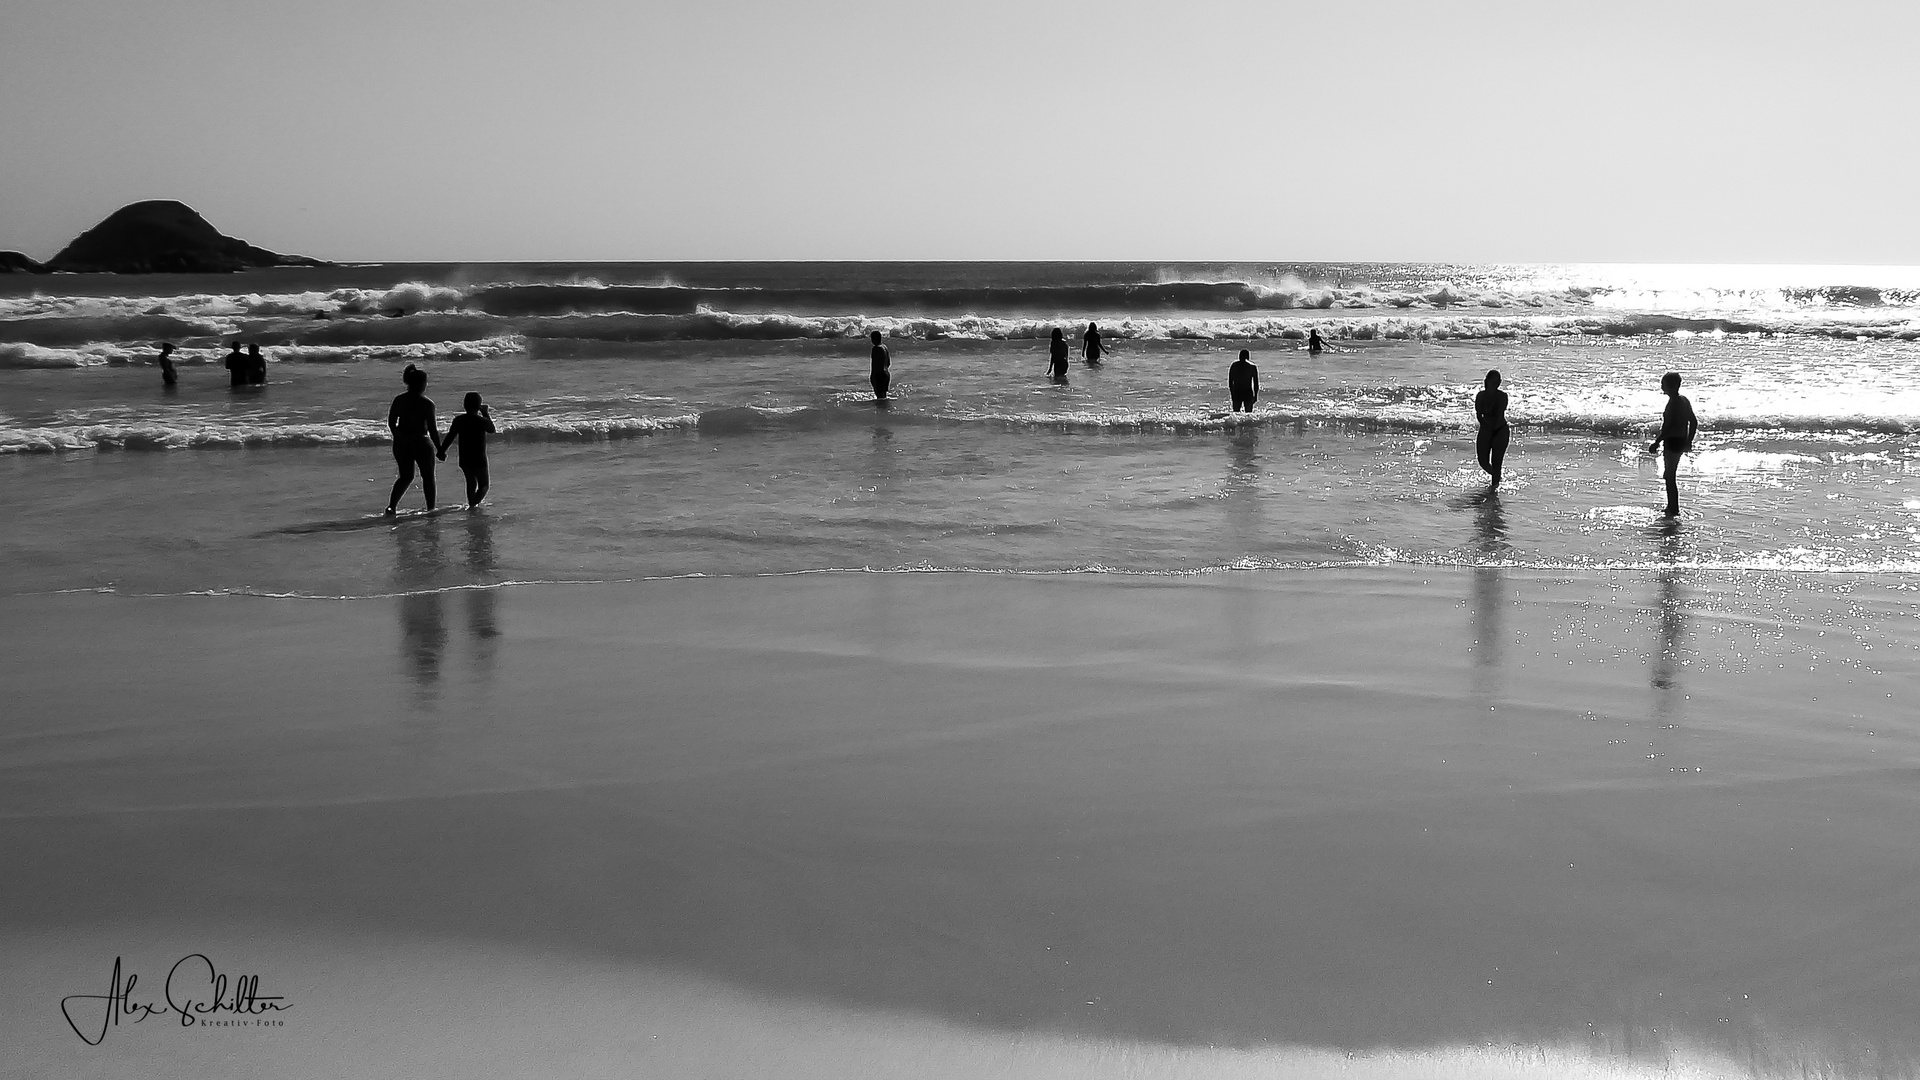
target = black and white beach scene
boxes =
[5,3,1920,1077]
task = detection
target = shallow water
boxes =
[5,264,1920,596]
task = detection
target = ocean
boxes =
[4,261,1920,598]
[9,262,1920,1078]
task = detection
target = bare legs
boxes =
[1662,449,1683,516]
[388,439,437,513]
[1476,427,1509,487]
[462,464,489,509]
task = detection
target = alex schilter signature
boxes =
[60,954,291,1045]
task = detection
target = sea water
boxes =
[3,261,1919,597]
[9,264,1920,1078]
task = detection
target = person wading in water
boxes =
[385,363,441,514]
[1474,369,1510,488]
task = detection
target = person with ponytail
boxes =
[385,364,440,514]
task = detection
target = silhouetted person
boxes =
[156,342,177,388]
[1048,328,1070,382]
[1647,371,1698,517]
[1474,369,1509,487]
[1307,328,1335,356]
[223,341,247,388]
[869,330,891,400]
[437,392,496,509]
[1082,322,1104,365]
[1229,349,1259,412]
[386,364,440,514]
[246,343,267,385]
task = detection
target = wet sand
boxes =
[3,568,1917,1077]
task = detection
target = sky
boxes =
[2,0,1916,264]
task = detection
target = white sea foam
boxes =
[9,273,1920,342]
[0,338,522,368]
[0,418,386,453]
[11,392,1920,454]
[266,338,523,363]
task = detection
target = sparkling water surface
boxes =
[4,262,1918,596]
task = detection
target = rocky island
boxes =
[2,200,330,274]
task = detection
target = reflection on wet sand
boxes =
[463,512,501,677]
[1466,491,1509,702]
[1648,520,1690,715]
[10,569,1920,1073]
[1221,429,1266,659]
[1652,569,1687,696]
[391,511,506,712]
[398,592,448,701]
[393,517,448,710]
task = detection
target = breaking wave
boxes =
[10,394,1919,454]
[20,308,1913,354]
[10,275,1920,349]
[0,410,696,453]
[0,338,523,368]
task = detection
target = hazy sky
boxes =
[3,0,1915,263]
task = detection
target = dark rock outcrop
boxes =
[45,200,330,274]
[0,250,45,274]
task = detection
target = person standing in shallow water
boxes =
[1228,349,1259,412]
[223,341,247,388]
[869,330,891,400]
[437,392,495,508]
[246,343,267,385]
[1307,328,1336,356]
[386,364,440,514]
[1082,322,1104,365]
[156,342,177,388]
[1647,371,1698,517]
[1474,369,1509,487]
[1047,328,1070,383]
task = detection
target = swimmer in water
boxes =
[246,343,267,386]
[1082,322,1104,365]
[1048,328,1070,383]
[1474,369,1509,488]
[1646,371,1698,517]
[385,364,440,514]
[869,330,891,400]
[156,342,177,388]
[1307,328,1336,356]
[1228,349,1259,413]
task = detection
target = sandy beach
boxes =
[8,2,1918,1074]
[4,566,1916,1077]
